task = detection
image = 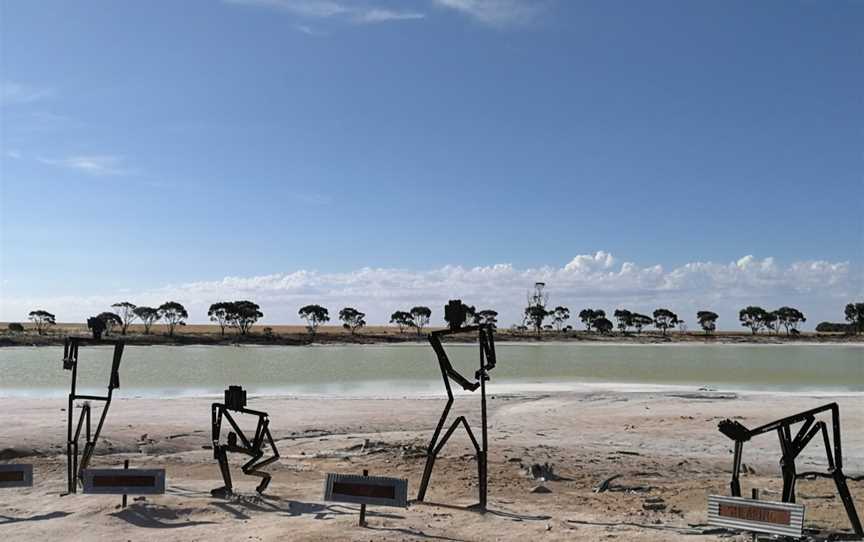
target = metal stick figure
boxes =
[416,324,496,511]
[718,402,862,537]
[62,337,124,494]
[211,385,280,497]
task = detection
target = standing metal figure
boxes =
[63,337,124,494]
[416,323,496,511]
[211,385,280,497]
[718,402,862,537]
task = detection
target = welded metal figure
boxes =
[63,337,124,494]
[211,385,279,497]
[718,402,862,537]
[417,324,496,512]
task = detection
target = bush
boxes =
[262,327,275,340]
[816,322,853,334]
[8,323,24,333]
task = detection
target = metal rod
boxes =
[359,469,368,527]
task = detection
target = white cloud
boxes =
[225,0,425,24]
[2,252,858,330]
[0,81,54,107]
[39,154,130,176]
[432,0,540,26]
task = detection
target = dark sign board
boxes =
[324,473,408,508]
[0,464,33,488]
[82,468,166,495]
[708,495,804,537]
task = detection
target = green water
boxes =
[0,343,861,397]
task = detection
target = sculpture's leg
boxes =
[212,445,233,497]
[833,470,863,537]
[730,440,743,497]
[778,427,796,503]
[417,398,453,502]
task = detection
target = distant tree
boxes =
[97,312,122,336]
[613,309,633,334]
[816,321,853,334]
[28,310,56,335]
[764,311,782,334]
[631,313,653,334]
[133,306,159,334]
[444,300,473,331]
[697,311,719,335]
[390,311,414,333]
[111,302,137,335]
[579,309,605,332]
[594,317,613,334]
[525,305,549,335]
[473,309,499,328]
[227,300,263,336]
[525,282,550,336]
[262,326,275,340]
[87,316,106,339]
[739,306,769,335]
[339,307,366,334]
[652,308,679,336]
[158,301,188,336]
[208,302,233,336]
[299,304,329,335]
[845,302,864,334]
[551,306,570,332]
[775,307,805,335]
[410,306,432,335]
[7,322,24,333]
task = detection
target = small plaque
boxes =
[0,464,33,488]
[324,473,408,508]
[82,468,165,495]
[708,495,804,537]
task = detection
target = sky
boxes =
[0,0,861,329]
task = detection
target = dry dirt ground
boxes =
[1,391,862,541]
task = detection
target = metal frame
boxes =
[82,467,166,495]
[211,386,280,497]
[0,464,33,488]
[63,337,124,494]
[718,402,862,537]
[416,324,496,511]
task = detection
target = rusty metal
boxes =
[210,385,279,497]
[63,337,124,494]
[416,323,496,512]
[717,402,862,537]
[707,495,804,538]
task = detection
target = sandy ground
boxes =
[1,390,862,541]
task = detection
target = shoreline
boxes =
[2,328,861,347]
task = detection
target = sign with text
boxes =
[82,468,166,495]
[324,473,408,508]
[708,495,804,538]
[0,464,33,488]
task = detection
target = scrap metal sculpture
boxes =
[63,337,124,494]
[718,402,862,537]
[211,385,279,497]
[416,322,496,511]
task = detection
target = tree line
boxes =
[17,299,864,338]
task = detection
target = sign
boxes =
[708,495,804,538]
[0,464,33,488]
[82,468,166,495]
[324,473,408,508]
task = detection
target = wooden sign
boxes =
[0,464,33,488]
[708,495,804,538]
[82,468,166,495]
[324,473,408,508]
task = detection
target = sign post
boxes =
[324,472,408,527]
[0,464,33,488]
[708,495,805,539]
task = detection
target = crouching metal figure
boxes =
[63,337,124,494]
[211,385,279,497]
[718,402,862,537]
[416,322,496,512]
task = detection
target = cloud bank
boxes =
[2,252,858,330]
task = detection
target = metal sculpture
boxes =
[211,385,279,497]
[416,323,496,511]
[63,337,124,494]
[718,402,862,537]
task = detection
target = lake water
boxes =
[0,343,861,398]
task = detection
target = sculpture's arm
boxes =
[429,333,479,392]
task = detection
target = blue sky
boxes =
[1,0,861,327]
